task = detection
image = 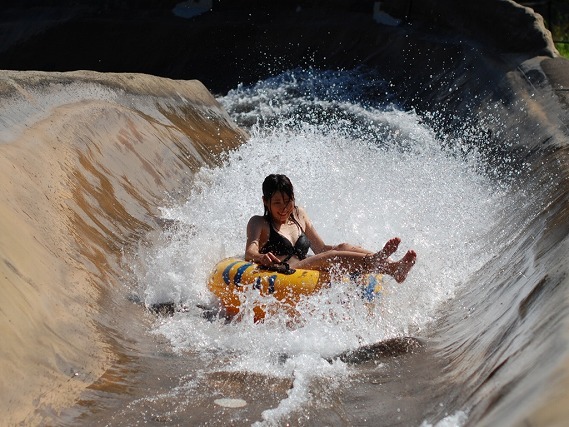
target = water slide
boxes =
[1,1,568,425]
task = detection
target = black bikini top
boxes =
[260,215,311,262]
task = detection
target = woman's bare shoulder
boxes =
[247,215,268,228]
[295,206,312,225]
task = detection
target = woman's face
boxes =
[266,191,294,224]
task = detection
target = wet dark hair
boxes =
[262,174,295,217]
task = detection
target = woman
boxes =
[245,174,416,283]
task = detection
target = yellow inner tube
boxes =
[207,257,383,321]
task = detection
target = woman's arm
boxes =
[245,216,280,265]
[296,207,334,254]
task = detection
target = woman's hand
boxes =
[258,252,281,266]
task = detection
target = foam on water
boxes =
[421,411,469,427]
[134,70,511,425]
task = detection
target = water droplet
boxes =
[214,398,247,408]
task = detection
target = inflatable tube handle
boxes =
[259,262,296,275]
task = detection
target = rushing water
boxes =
[127,70,521,426]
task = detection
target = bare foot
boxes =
[372,237,401,263]
[393,250,417,283]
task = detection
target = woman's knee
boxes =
[334,242,352,251]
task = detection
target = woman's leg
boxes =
[374,250,417,283]
[292,238,399,271]
[331,237,400,255]
[290,238,416,283]
[291,250,374,272]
